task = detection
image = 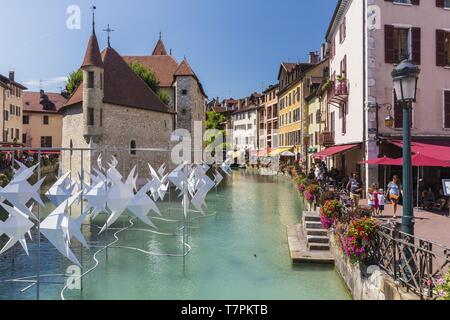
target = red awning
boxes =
[389,139,450,162]
[313,144,359,160]
[390,153,450,167]
[359,156,399,166]
[26,150,61,155]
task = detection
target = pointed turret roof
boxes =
[81,33,104,68]
[64,44,174,114]
[152,38,168,56]
[174,58,195,77]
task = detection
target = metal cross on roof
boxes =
[103,24,114,48]
[91,6,97,34]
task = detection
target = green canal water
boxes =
[0,170,350,300]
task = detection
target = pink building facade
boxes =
[325,0,450,189]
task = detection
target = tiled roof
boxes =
[23,91,66,114]
[63,43,173,114]
[174,59,195,77]
[152,39,168,56]
[100,47,170,113]
[0,74,27,90]
[122,55,179,87]
[81,33,103,68]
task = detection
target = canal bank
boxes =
[0,170,350,300]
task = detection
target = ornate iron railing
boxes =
[366,225,450,300]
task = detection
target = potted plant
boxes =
[434,271,450,300]
[304,184,321,211]
[338,217,379,264]
[320,199,343,229]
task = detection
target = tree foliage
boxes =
[128,61,160,94]
[65,69,83,97]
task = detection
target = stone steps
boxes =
[305,221,323,229]
[308,243,331,251]
[306,229,328,237]
[302,211,331,253]
[307,235,330,244]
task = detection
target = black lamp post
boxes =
[391,60,420,236]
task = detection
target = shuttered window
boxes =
[436,30,450,67]
[445,91,450,129]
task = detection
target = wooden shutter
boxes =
[411,0,420,5]
[436,0,444,7]
[445,91,450,128]
[437,29,446,67]
[394,91,403,129]
[385,25,395,64]
[412,27,421,65]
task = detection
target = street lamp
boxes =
[391,59,420,236]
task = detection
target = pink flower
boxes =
[438,290,446,298]
[437,278,445,285]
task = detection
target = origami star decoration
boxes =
[0,164,46,220]
[127,180,161,229]
[45,171,76,206]
[0,203,34,255]
[40,193,88,266]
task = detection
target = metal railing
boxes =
[366,225,450,300]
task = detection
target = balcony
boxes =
[319,131,335,147]
[328,79,349,107]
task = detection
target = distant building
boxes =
[0,72,27,145]
[231,93,263,155]
[22,90,66,148]
[261,84,279,154]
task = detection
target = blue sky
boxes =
[0,0,336,99]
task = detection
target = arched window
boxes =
[130,140,137,155]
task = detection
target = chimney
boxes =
[9,71,15,81]
[309,52,319,64]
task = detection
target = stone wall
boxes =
[61,104,92,183]
[61,102,174,185]
[330,234,418,300]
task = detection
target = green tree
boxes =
[158,90,171,105]
[65,69,83,97]
[205,110,229,154]
[128,61,160,94]
[206,110,227,130]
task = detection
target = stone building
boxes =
[0,72,27,144]
[123,35,207,139]
[60,29,176,182]
[22,90,66,148]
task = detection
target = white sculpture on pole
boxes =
[45,171,77,206]
[0,163,45,220]
[39,193,88,266]
[0,203,34,255]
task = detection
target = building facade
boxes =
[323,0,450,188]
[0,72,27,144]
[122,36,207,139]
[261,84,279,154]
[61,30,175,182]
[22,91,66,148]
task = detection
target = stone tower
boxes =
[174,58,206,134]
[81,31,104,143]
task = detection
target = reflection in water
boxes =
[0,171,350,300]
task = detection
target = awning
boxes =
[359,156,399,166]
[390,153,450,167]
[268,147,293,157]
[313,144,360,160]
[389,139,450,162]
[281,151,296,157]
[26,150,61,155]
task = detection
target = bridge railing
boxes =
[366,225,450,300]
